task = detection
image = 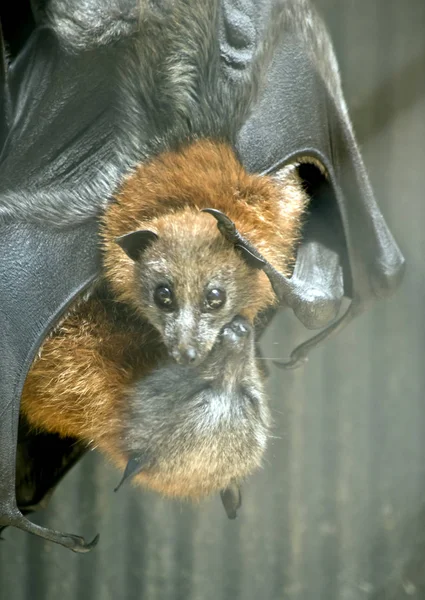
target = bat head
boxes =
[114,209,273,366]
[105,140,308,366]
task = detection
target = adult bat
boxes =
[0,0,404,552]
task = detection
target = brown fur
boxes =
[21,140,308,498]
[21,298,165,444]
[103,140,307,315]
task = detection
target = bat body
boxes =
[0,0,404,551]
[21,138,307,500]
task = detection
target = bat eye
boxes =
[206,288,226,310]
[154,285,175,311]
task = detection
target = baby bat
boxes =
[21,139,308,502]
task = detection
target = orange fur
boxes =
[103,139,307,298]
[21,299,164,444]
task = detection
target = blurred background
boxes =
[1,1,425,598]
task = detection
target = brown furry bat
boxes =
[0,0,404,553]
[20,139,308,499]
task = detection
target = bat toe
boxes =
[221,316,252,347]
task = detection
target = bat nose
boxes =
[175,346,198,365]
[182,347,198,364]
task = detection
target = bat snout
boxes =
[172,345,202,366]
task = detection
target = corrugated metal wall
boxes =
[1,1,425,598]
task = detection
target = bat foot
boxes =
[219,316,253,360]
[9,512,99,552]
[222,315,251,342]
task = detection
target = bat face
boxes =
[103,140,308,365]
[119,210,274,366]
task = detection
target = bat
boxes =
[21,140,306,512]
[0,0,404,552]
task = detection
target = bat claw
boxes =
[220,482,242,520]
[68,533,100,553]
[201,208,237,241]
[202,209,265,269]
[273,356,308,370]
[114,454,148,492]
[9,513,99,553]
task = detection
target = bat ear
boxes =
[115,230,159,261]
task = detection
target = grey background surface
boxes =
[1,1,425,598]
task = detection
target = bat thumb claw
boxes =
[273,356,309,370]
[201,208,237,240]
[220,483,242,519]
[114,454,148,492]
